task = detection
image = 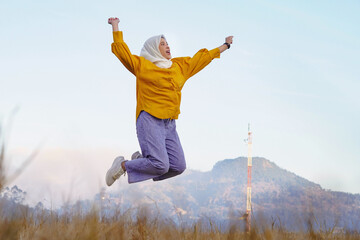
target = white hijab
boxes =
[140,34,173,69]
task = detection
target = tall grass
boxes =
[0,205,359,240]
[0,125,6,191]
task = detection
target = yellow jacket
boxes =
[111,31,220,120]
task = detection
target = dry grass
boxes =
[0,125,6,190]
[0,117,38,191]
[0,206,359,240]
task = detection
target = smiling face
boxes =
[159,37,171,60]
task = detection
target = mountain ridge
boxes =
[2,157,358,231]
[100,156,360,231]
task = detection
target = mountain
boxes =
[99,157,360,231]
[3,158,358,231]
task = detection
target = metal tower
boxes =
[246,123,252,232]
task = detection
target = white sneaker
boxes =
[131,151,143,160]
[106,156,126,186]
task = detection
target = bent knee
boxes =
[173,162,186,175]
[154,163,170,175]
[178,165,186,174]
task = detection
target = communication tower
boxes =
[246,123,252,232]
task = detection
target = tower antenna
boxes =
[246,123,252,232]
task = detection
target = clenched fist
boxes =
[108,17,120,25]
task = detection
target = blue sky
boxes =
[1,0,359,205]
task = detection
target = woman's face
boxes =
[159,38,171,60]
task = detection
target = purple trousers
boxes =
[125,111,186,183]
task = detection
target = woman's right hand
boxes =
[108,17,120,25]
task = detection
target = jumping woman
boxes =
[106,17,233,186]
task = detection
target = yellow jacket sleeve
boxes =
[111,31,141,75]
[173,48,220,80]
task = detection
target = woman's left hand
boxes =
[218,36,234,53]
[225,36,233,45]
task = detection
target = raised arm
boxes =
[174,36,234,80]
[218,36,234,53]
[108,17,120,32]
[108,17,141,75]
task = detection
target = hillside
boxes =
[100,157,360,231]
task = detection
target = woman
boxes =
[106,17,233,186]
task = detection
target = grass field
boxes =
[0,205,359,240]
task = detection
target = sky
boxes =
[1,0,359,207]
